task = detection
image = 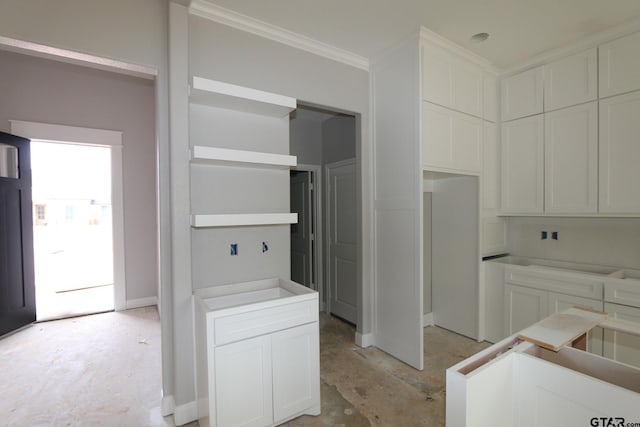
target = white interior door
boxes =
[290,171,312,287]
[327,159,357,324]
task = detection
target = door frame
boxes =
[10,120,127,311]
[324,158,357,320]
[292,163,324,311]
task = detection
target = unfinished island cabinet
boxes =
[194,278,320,427]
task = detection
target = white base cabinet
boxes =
[195,278,320,427]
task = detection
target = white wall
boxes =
[507,217,640,269]
[0,50,158,301]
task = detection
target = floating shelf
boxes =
[190,76,296,117]
[191,146,297,169]
[191,213,298,228]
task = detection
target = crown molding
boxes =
[188,0,369,71]
[501,16,640,76]
[420,27,499,74]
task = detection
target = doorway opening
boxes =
[31,141,115,321]
[289,104,359,326]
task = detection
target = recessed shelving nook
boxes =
[188,76,298,229]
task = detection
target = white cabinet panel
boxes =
[484,261,505,343]
[501,115,544,214]
[482,217,507,256]
[423,102,482,173]
[483,74,497,122]
[501,66,543,121]
[504,284,548,335]
[544,102,598,213]
[599,31,640,98]
[422,44,483,118]
[544,48,597,111]
[272,323,320,422]
[482,122,498,211]
[548,292,603,355]
[599,91,640,213]
[603,302,640,369]
[215,336,273,427]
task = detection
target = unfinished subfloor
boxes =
[0,307,488,426]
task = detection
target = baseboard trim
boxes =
[355,332,374,348]
[423,312,434,327]
[173,400,198,426]
[161,395,175,417]
[125,296,158,310]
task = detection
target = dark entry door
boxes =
[0,131,35,336]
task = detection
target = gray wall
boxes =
[290,116,322,165]
[0,0,174,413]
[0,50,158,301]
[507,217,640,269]
[322,115,357,165]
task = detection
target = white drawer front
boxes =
[214,300,318,346]
[605,280,640,308]
[504,267,603,299]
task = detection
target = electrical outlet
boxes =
[552,231,558,240]
[541,231,548,240]
[230,243,238,256]
[262,242,269,253]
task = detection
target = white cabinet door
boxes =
[215,336,273,427]
[272,323,320,423]
[544,48,597,111]
[599,31,640,98]
[504,284,548,335]
[423,102,482,173]
[501,115,544,214]
[484,261,505,343]
[603,302,640,369]
[545,102,598,213]
[599,91,640,213]
[547,292,603,355]
[501,66,543,121]
[422,44,483,118]
[483,73,497,122]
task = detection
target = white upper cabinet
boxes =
[501,115,544,214]
[544,102,598,213]
[483,73,498,122]
[422,44,483,118]
[544,48,597,111]
[599,91,640,213]
[423,102,482,173]
[599,31,640,98]
[501,66,544,121]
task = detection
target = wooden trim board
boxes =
[517,307,607,351]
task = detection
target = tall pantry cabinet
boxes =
[372,28,500,369]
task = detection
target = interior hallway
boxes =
[0,307,488,427]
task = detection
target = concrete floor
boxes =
[0,308,488,427]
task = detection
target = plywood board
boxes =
[518,307,607,351]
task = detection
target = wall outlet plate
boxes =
[262,242,269,252]
[541,231,548,240]
[230,243,238,255]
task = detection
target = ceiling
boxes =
[203,0,640,69]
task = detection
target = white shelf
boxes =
[191,213,298,228]
[190,76,296,117]
[191,146,296,169]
